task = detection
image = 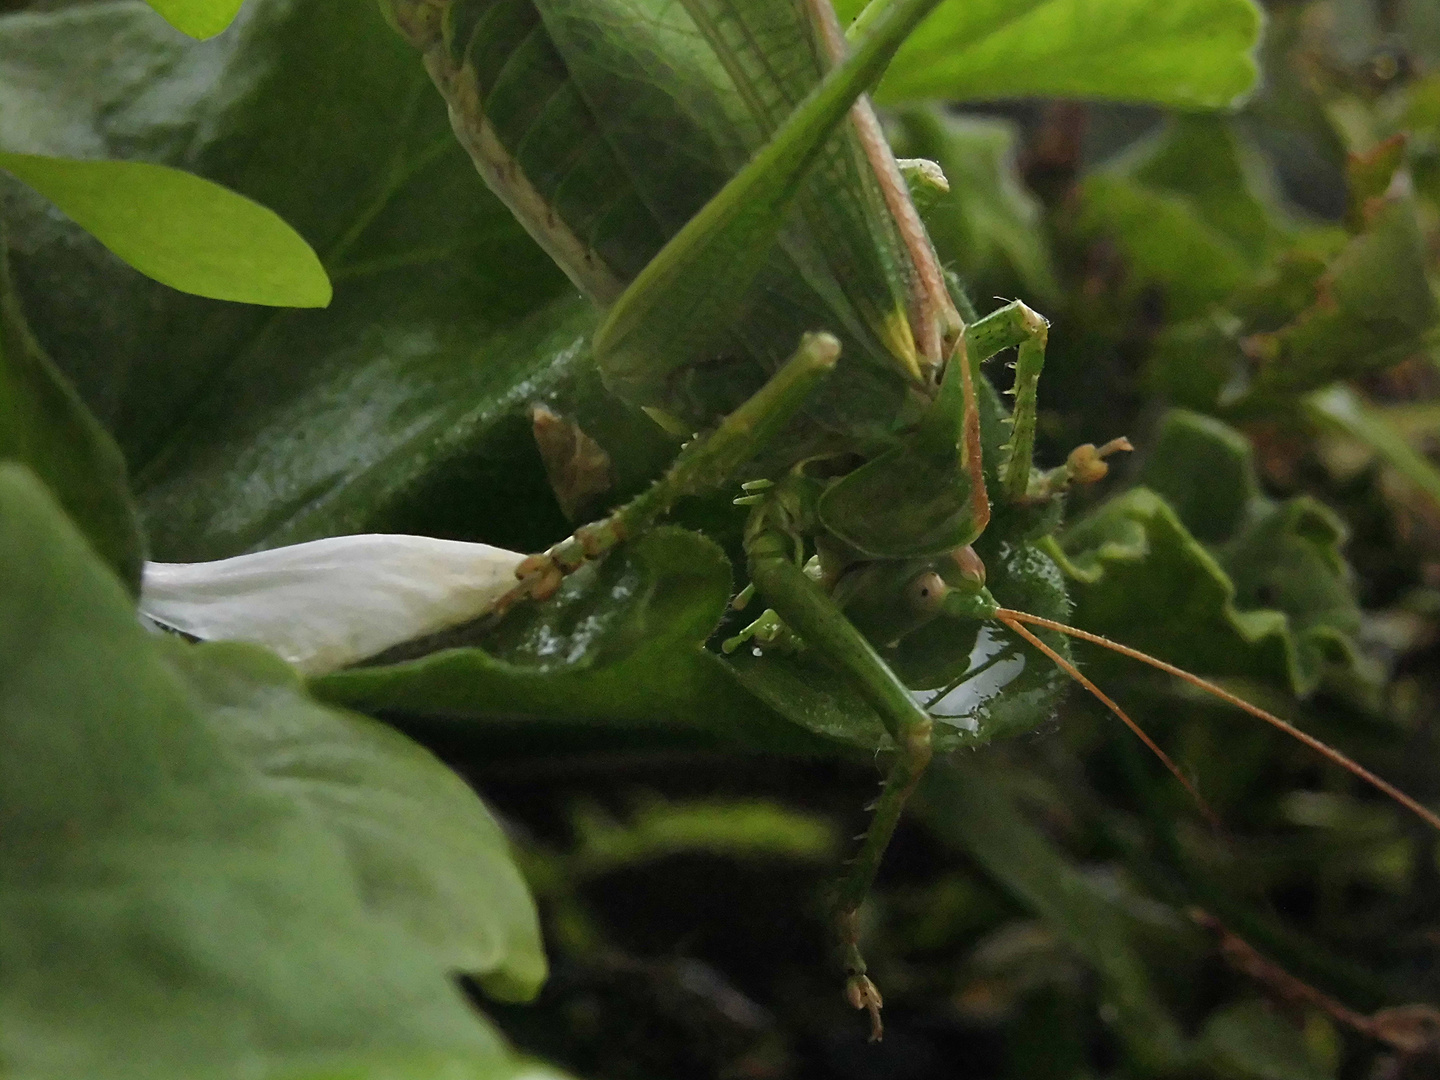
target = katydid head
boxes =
[816,340,987,559]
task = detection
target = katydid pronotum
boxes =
[386,0,1440,1039]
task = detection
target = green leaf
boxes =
[1077,173,1252,321]
[1076,116,1300,326]
[1305,385,1440,515]
[1126,115,1292,264]
[0,0,674,561]
[0,232,143,592]
[1063,411,1360,696]
[838,0,1263,110]
[162,639,548,1002]
[893,108,1059,302]
[313,527,821,755]
[1200,1001,1334,1080]
[0,462,529,1079]
[1245,194,1439,400]
[917,759,1189,1071]
[0,152,331,307]
[142,0,245,39]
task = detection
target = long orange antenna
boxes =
[994,610,1220,827]
[996,608,1440,834]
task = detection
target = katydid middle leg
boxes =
[745,510,936,1043]
[495,333,840,612]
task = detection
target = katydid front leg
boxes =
[960,300,1050,502]
[497,334,840,612]
[965,301,1134,501]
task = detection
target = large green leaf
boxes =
[837,0,1263,110]
[0,462,533,1079]
[0,0,672,561]
[163,639,548,1002]
[0,233,143,591]
[0,152,330,307]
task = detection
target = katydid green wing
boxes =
[389,0,943,424]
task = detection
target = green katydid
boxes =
[385,0,1440,1039]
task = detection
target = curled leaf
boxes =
[1063,411,1361,696]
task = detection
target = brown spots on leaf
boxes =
[532,404,614,522]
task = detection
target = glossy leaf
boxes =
[838,0,1263,110]
[142,0,245,39]
[0,234,143,591]
[0,0,671,562]
[0,152,330,307]
[727,536,1072,752]
[314,527,822,755]
[0,462,527,1079]
[163,640,548,1001]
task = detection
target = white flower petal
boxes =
[141,534,527,675]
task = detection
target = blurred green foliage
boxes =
[2,0,1440,1078]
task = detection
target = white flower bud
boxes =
[140,534,526,675]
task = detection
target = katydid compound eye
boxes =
[905,571,949,615]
